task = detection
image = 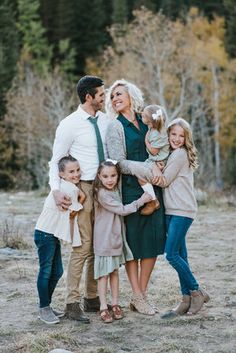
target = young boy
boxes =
[34,156,85,324]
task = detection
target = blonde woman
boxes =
[105,79,166,315]
[157,118,210,318]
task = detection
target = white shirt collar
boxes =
[77,105,103,120]
[77,105,91,120]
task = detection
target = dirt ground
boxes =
[0,191,235,353]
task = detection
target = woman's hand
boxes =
[152,163,166,185]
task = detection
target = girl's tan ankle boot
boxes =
[187,288,210,315]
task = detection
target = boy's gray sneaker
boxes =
[52,309,65,318]
[39,306,60,324]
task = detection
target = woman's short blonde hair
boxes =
[105,79,144,118]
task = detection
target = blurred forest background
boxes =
[0,0,235,191]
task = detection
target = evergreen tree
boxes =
[191,0,224,18]
[112,0,128,24]
[224,0,236,57]
[133,0,157,12]
[18,0,52,74]
[0,0,20,188]
[157,0,190,19]
[40,0,74,53]
[40,0,58,45]
[73,0,109,74]
[0,0,19,117]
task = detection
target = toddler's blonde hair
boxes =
[143,105,168,132]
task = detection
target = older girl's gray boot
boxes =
[187,288,210,315]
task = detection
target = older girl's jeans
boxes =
[165,215,199,295]
[34,230,63,308]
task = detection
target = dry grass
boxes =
[0,191,236,353]
[0,219,30,249]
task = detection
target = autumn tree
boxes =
[102,7,236,188]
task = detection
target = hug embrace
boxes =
[34,75,210,325]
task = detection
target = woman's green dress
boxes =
[117,114,166,259]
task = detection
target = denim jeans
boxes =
[165,215,199,295]
[34,230,63,308]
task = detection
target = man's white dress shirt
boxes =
[49,105,110,190]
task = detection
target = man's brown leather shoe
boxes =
[83,296,100,312]
[65,302,90,323]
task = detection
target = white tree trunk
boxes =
[211,64,223,190]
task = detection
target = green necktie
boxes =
[88,117,105,163]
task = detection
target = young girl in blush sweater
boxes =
[93,160,152,323]
[157,118,210,318]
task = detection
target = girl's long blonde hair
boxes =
[168,118,198,170]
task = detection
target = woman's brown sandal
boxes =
[100,309,113,323]
[112,305,124,320]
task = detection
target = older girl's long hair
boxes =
[168,118,198,170]
[93,160,121,202]
[105,79,144,118]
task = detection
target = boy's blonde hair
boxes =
[143,105,168,132]
[105,79,144,118]
[168,118,198,170]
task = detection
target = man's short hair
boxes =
[76,75,104,103]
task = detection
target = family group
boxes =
[34,76,210,325]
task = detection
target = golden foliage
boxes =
[101,7,236,186]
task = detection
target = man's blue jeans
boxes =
[165,215,199,295]
[34,230,63,308]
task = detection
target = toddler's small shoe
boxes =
[140,199,160,216]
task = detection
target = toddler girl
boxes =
[157,118,210,318]
[93,160,152,323]
[139,104,169,216]
[34,155,85,324]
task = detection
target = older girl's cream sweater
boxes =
[163,148,197,219]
